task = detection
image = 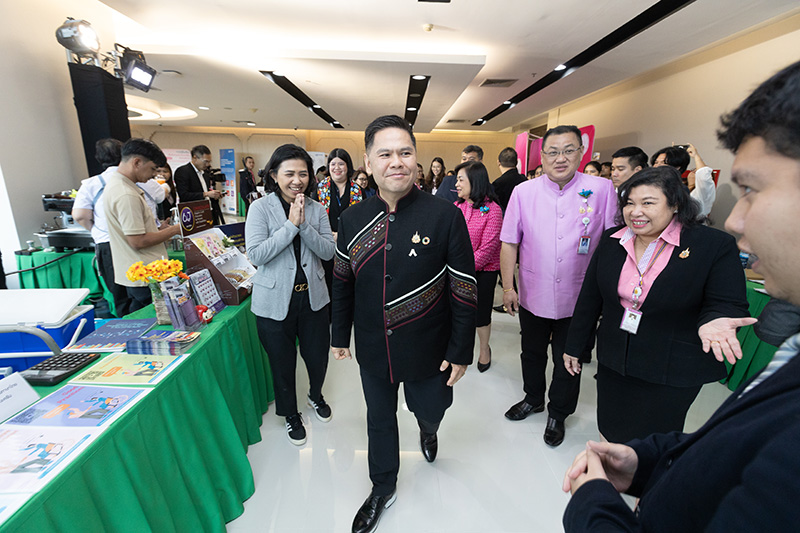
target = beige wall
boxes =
[543,13,800,226]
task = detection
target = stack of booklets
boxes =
[64,318,157,353]
[125,330,201,355]
[159,276,201,330]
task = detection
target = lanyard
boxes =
[631,240,668,310]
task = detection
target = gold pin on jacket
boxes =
[679,247,690,259]
[412,232,421,244]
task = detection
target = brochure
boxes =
[126,330,200,356]
[63,318,158,353]
[69,353,185,385]
[4,385,148,427]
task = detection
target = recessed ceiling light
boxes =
[412,75,427,80]
[554,64,567,71]
[332,121,339,125]
[503,101,512,105]
[273,71,284,77]
[312,104,321,109]
[410,93,421,98]
[198,106,209,110]
[246,122,256,126]
[407,107,417,112]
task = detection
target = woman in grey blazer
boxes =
[245,144,336,446]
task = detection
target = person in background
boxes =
[600,161,612,179]
[426,157,446,195]
[436,145,483,203]
[137,172,167,226]
[492,147,526,213]
[155,164,177,222]
[314,148,363,297]
[246,144,335,446]
[331,115,476,533]
[315,165,328,184]
[611,146,648,190]
[652,144,717,217]
[583,161,602,176]
[455,161,502,372]
[103,139,181,311]
[239,155,259,213]
[529,164,544,179]
[416,163,427,191]
[562,58,800,533]
[500,125,617,447]
[354,169,377,198]
[72,138,132,317]
[563,166,750,443]
[174,145,225,225]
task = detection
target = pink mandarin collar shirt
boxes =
[500,172,618,319]
[614,216,682,310]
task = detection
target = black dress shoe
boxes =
[492,304,507,313]
[352,490,397,533]
[544,416,565,447]
[504,399,545,421]
[477,347,491,373]
[420,431,438,463]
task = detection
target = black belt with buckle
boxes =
[294,283,309,292]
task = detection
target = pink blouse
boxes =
[456,199,502,271]
[614,217,682,310]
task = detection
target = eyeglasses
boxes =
[541,147,582,159]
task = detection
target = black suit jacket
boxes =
[174,162,225,225]
[492,168,525,212]
[564,346,800,532]
[565,224,749,387]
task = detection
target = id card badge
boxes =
[577,235,591,255]
[620,307,642,334]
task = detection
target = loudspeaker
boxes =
[68,62,131,176]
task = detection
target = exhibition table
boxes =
[725,280,778,391]
[15,249,185,317]
[1,298,273,532]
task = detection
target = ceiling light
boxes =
[407,107,417,112]
[55,18,100,55]
[503,101,512,105]
[312,104,321,109]
[554,64,567,71]
[273,71,284,77]
[246,122,256,126]
[199,106,209,110]
[412,75,427,80]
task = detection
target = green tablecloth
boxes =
[725,280,778,391]
[1,298,273,532]
[15,250,186,318]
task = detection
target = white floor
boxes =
[227,298,731,533]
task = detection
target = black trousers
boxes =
[256,290,330,417]
[95,242,132,317]
[518,305,580,422]
[360,368,453,496]
[126,285,152,313]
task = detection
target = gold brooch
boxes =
[679,247,690,259]
[412,232,421,244]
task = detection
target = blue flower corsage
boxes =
[578,189,593,199]
[480,205,490,214]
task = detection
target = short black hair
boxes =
[462,145,484,161]
[454,161,498,209]
[651,146,691,173]
[191,145,211,158]
[498,147,518,167]
[95,138,123,169]
[542,125,582,147]
[617,165,700,227]
[263,144,316,197]
[718,60,800,160]
[365,115,416,153]
[583,161,602,174]
[612,146,649,170]
[327,148,355,179]
[121,138,166,167]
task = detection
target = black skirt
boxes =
[596,363,702,443]
[475,270,499,327]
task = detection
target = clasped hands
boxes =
[563,440,639,496]
[288,194,306,227]
[330,346,466,386]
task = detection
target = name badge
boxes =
[620,307,642,334]
[577,235,591,255]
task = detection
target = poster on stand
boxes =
[219,149,238,216]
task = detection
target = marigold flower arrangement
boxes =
[126,259,187,284]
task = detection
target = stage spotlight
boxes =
[55,18,100,56]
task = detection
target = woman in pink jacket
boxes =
[454,161,503,372]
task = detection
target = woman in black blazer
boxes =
[563,166,752,443]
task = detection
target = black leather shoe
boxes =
[420,431,438,463]
[352,490,397,533]
[544,417,565,447]
[504,399,544,421]
[492,304,506,313]
[477,347,491,373]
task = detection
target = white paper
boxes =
[0,374,40,424]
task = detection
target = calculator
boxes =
[20,352,101,386]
